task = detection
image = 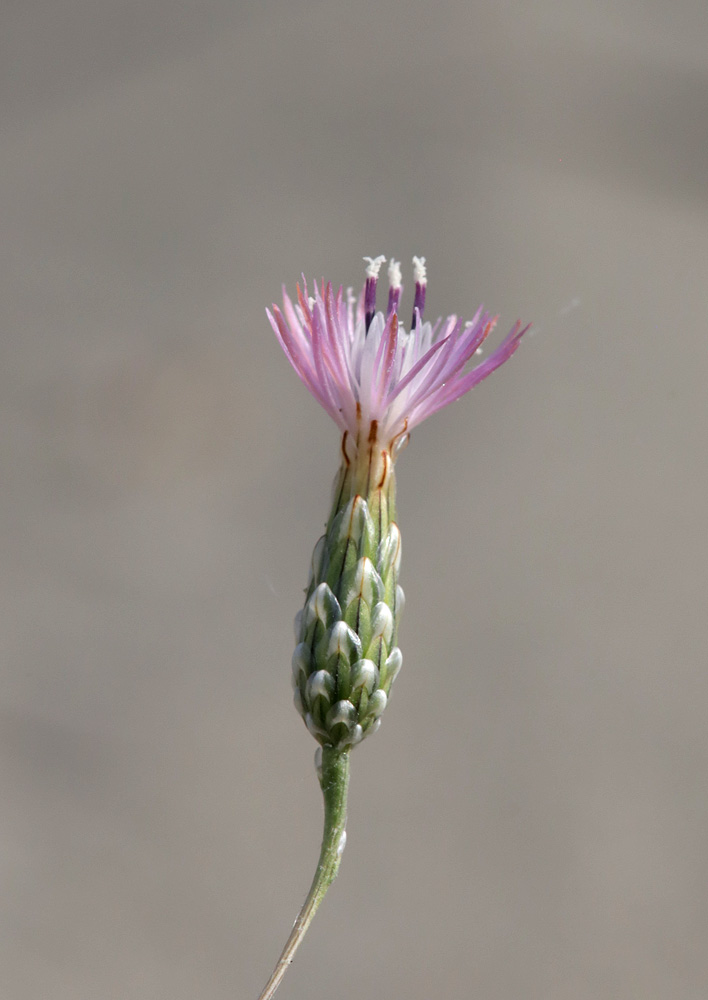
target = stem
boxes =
[257,747,351,1000]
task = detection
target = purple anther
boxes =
[387,259,402,317]
[363,255,386,332]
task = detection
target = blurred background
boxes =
[2,1,707,997]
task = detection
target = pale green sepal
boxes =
[394,584,405,617]
[370,601,394,645]
[306,670,335,704]
[308,534,327,588]
[349,658,378,694]
[337,495,375,546]
[326,700,357,729]
[327,620,362,663]
[305,712,328,740]
[350,724,364,746]
[380,647,402,691]
[365,689,387,719]
[292,643,311,683]
[376,522,402,579]
[312,582,341,626]
[340,556,383,610]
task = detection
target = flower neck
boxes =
[339,426,393,503]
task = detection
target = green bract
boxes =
[292,445,403,748]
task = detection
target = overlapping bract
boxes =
[291,474,402,750]
[268,266,529,447]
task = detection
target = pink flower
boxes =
[268,256,529,454]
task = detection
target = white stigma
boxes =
[412,255,427,285]
[363,255,386,279]
[387,258,402,289]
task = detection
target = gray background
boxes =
[2,1,707,998]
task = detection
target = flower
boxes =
[268,255,529,454]
[258,256,531,1000]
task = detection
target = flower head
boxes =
[268,256,529,455]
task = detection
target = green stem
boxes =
[257,747,351,1000]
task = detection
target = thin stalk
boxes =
[257,747,351,1000]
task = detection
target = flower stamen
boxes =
[363,255,386,333]
[387,258,402,317]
